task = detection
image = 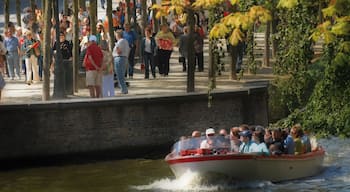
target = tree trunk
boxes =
[264,21,271,67]
[186,4,195,93]
[141,0,147,36]
[229,45,237,80]
[107,0,115,52]
[208,9,216,89]
[30,0,36,23]
[80,0,86,10]
[151,0,159,33]
[53,0,66,99]
[271,6,278,59]
[4,0,9,31]
[42,0,52,101]
[16,0,21,27]
[90,0,97,35]
[125,0,131,24]
[63,0,69,15]
[73,0,79,93]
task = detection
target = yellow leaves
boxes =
[310,21,336,44]
[230,0,240,6]
[340,41,350,53]
[248,6,272,24]
[210,5,270,46]
[322,5,337,17]
[229,28,245,45]
[209,23,230,39]
[331,20,350,35]
[193,0,226,9]
[277,0,299,9]
[311,16,350,44]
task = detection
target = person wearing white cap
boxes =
[200,128,217,149]
[83,35,103,98]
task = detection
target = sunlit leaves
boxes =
[277,0,299,9]
[311,21,336,43]
[209,23,230,39]
[193,0,226,9]
[331,17,350,35]
[152,0,189,19]
[209,5,271,45]
[340,42,350,53]
[228,28,244,45]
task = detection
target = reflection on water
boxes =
[0,137,349,192]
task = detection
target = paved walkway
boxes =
[0,51,274,104]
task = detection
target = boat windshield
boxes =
[171,135,231,156]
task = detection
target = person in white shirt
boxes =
[113,30,130,94]
[200,128,217,149]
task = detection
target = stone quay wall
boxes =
[0,86,268,162]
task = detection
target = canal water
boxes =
[0,137,349,192]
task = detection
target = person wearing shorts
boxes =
[83,35,103,98]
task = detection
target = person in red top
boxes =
[83,35,103,98]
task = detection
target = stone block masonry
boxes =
[0,86,268,164]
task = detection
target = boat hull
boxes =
[166,149,325,182]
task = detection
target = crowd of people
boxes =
[0,1,208,100]
[173,124,318,156]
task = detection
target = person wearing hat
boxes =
[238,130,258,153]
[200,128,218,149]
[83,35,103,98]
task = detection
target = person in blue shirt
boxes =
[239,130,258,153]
[4,29,21,80]
[252,131,270,155]
[123,23,138,79]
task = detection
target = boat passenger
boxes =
[302,129,312,153]
[217,129,230,148]
[188,130,202,149]
[230,127,241,152]
[239,124,249,132]
[264,128,273,148]
[238,130,258,153]
[282,128,295,155]
[252,131,270,155]
[270,128,285,154]
[200,128,218,149]
[290,125,304,155]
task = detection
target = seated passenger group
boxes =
[181,124,314,156]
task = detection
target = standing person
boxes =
[4,29,21,80]
[0,35,7,96]
[155,24,175,76]
[178,26,189,72]
[123,23,138,79]
[53,31,73,93]
[113,30,130,94]
[100,40,115,97]
[100,0,105,9]
[140,27,157,79]
[0,35,7,74]
[22,31,39,85]
[83,35,103,98]
[15,27,26,75]
[194,25,204,72]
